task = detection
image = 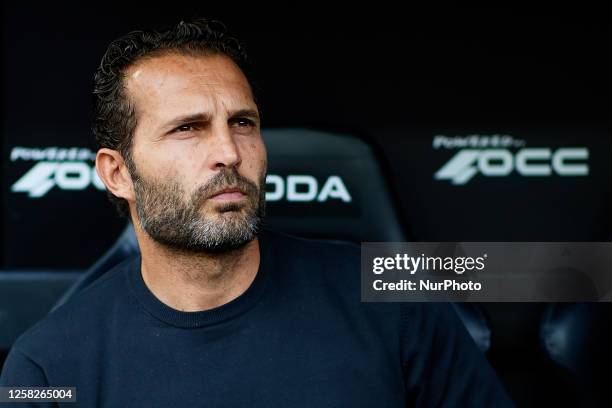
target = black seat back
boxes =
[540,303,612,406]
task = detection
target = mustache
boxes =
[192,168,260,203]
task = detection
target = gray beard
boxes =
[132,167,266,254]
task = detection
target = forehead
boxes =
[124,52,255,119]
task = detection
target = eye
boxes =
[230,117,256,128]
[174,123,198,133]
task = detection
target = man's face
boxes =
[124,53,266,253]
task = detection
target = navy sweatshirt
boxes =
[0,230,513,407]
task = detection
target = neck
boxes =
[134,223,260,312]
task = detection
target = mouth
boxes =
[208,187,247,201]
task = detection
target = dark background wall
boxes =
[2,5,611,406]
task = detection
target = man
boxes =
[0,19,513,407]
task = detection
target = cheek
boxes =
[176,144,199,174]
[135,145,195,196]
[157,139,200,174]
[240,139,267,174]
[137,150,175,180]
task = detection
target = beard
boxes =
[131,165,266,254]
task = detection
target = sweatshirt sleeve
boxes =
[0,347,57,407]
[400,303,515,407]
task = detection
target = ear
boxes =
[95,148,135,202]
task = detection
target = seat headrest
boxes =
[263,128,405,242]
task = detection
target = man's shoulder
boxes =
[11,256,135,361]
[262,229,361,290]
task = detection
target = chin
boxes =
[216,202,246,214]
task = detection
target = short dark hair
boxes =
[92,18,254,218]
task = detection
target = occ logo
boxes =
[432,136,589,185]
[10,147,104,197]
[11,162,106,197]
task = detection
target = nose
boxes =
[210,125,241,170]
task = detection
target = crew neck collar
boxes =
[127,232,271,329]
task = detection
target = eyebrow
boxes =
[161,109,260,133]
[162,113,211,130]
[228,109,260,121]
